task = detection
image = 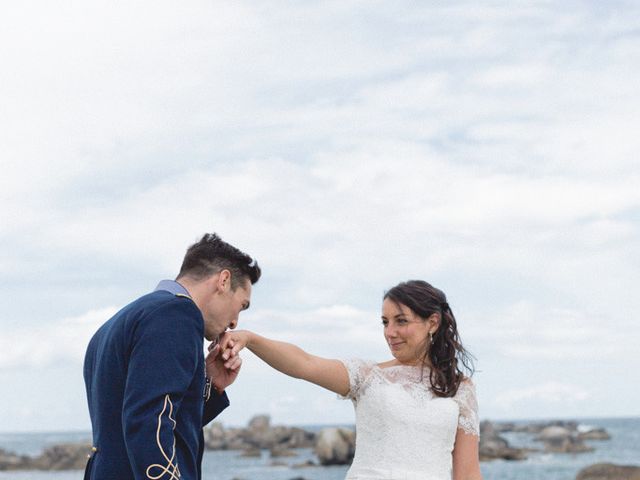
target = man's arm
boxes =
[201,343,238,425]
[202,390,230,425]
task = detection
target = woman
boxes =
[219,280,482,480]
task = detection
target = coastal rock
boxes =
[578,428,611,441]
[292,460,316,468]
[270,447,298,457]
[314,428,355,465]
[0,444,91,471]
[576,463,640,480]
[497,420,579,434]
[543,436,594,453]
[203,415,316,451]
[0,448,31,470]
[240,447,261,457]
[479,421,528,461]
[248,415,271,432]
[29,443,92,470]
[535,426,594,453]
[203,422,228,449]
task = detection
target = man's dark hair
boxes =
[176,233,261,289]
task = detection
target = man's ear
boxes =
[216,269,232,291]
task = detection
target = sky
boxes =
[1,0,639,432]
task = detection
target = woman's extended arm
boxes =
[452,429,482,480]
[219,330,351,396]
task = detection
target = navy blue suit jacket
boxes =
[83,290,229,480]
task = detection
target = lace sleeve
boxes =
[454,378,480,436]
[338,358,375,401]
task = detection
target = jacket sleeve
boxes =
[122,299,203,480]
[202,391,230,425]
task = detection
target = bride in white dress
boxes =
[219,280,482,480]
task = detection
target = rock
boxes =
[576,463,640,480]
[535,426,593,453]
[543,436,594,453]
[29,443,92,470]
[0,448,31,470]
[248,415,271,432]
[535,426,573,441]
[504,420,578,434]
[203,422,228,449]
[314,427,355,466]
[203,415,316,451]
[0,444,92,471]
[479,421,528,461]
[292,460,316,468]
[578,428,611,441]
[493,422,517,433]
[240,447,261,457]
[270,447,297,457]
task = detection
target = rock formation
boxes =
[0,444,91,471]
[578,428,611,441]
[478,421,528,461]
[203,415,316,451]
[314,427,356,465]
[576,463,640,480]
[535,426,594,453]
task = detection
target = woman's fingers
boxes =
[224,354,242,370]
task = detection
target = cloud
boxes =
[495,382,590,410]
[0,307,118,369]
[466,301,634,362]
[1,1,640,430]
[239,304,387,360]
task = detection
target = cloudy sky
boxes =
[1,1,639,432]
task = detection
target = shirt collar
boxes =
[154,279,191,297]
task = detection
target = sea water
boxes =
[0,418,638,480]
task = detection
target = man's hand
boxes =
[205,342,242,394]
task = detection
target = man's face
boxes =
[202,278,252,342]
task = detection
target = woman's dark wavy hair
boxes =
[384,280,474,398]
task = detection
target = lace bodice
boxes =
[339,359,479,480]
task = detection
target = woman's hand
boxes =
[218,330,252,365]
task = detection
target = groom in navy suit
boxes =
[83,233,261,480]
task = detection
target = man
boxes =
[83,233,260,480]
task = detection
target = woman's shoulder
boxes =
[341,358,377,372]
[453,375,478,402]
[376,359,398,369]
[460,375,475,386]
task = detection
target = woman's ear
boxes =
[428,312,441,332]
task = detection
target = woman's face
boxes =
[382,298,436,365]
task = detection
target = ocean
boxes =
[0,417,638,480]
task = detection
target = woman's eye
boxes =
[381,320,388,326]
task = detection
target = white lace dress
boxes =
[340,359,479,480]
